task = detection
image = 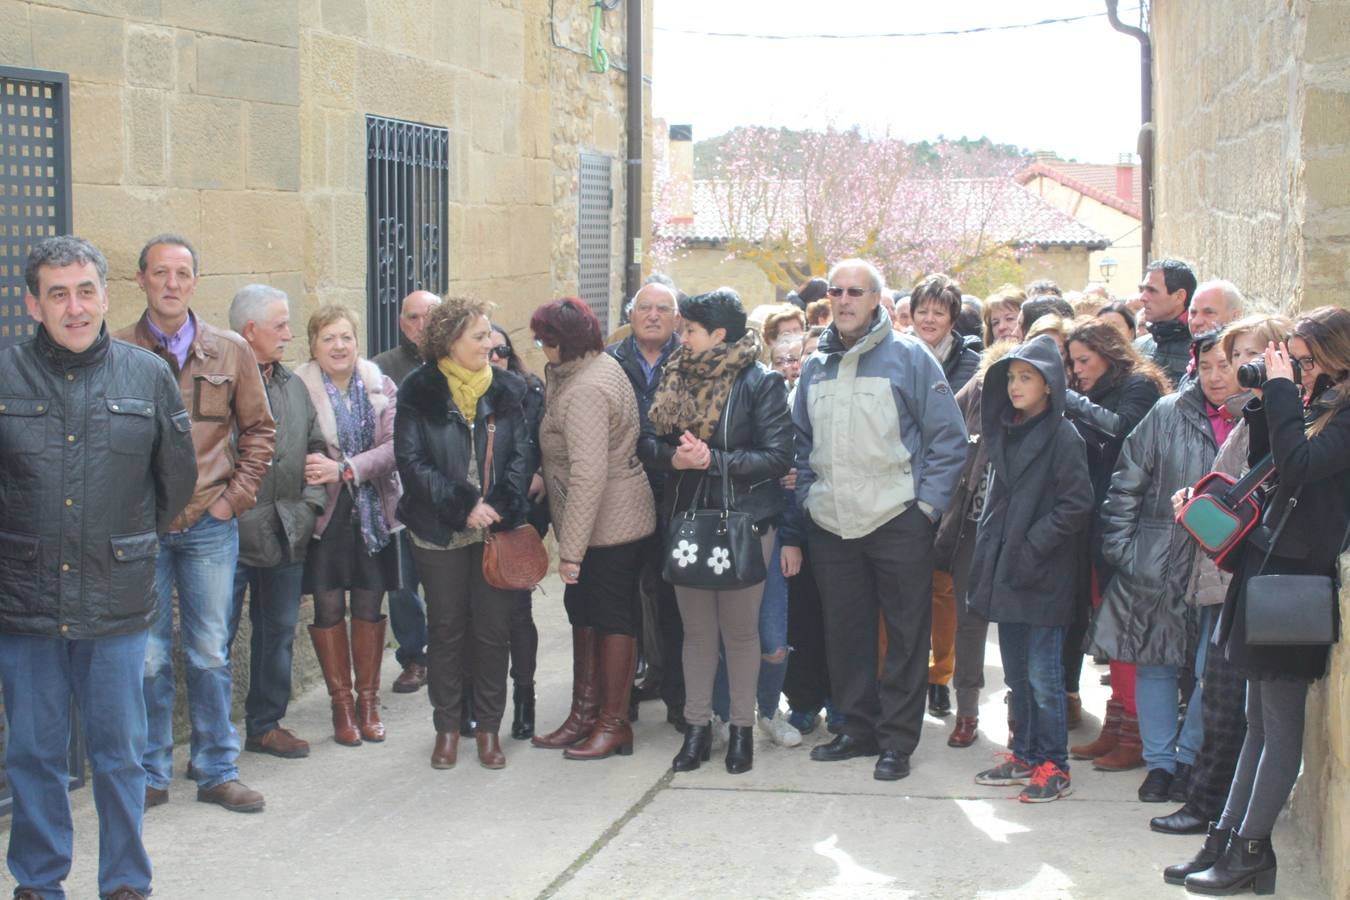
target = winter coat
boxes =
[1217,379,1350,681]
[608,333,679,497]
[1065,370,1165,508]
[965,336,1094,626]
[236,362,329,568]
[640,362,793,530]
[941,330,983,396]
[1183,422,1248,609]
[1136,316,1191,387]
[1087,380,1220,666]
[0,328,197,639]
[539,352,655,564]
[394,362,530,547]
[793,307,968,539]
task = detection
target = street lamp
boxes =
[1099,255,1118,282]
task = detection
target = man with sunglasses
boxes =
[372,290,441,693]
[792,258,968,781]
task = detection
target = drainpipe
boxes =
[624,0,644,303]
[1106,0,1153,266]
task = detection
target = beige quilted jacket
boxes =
[540,352,656,563]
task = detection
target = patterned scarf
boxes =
[648,330,763,440]
[322,369,391,555]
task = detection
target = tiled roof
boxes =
[1014,162,1143,219]
[662,178,1110,249]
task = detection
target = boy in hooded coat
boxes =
[965,334,1094,802]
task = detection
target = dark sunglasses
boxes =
[489,345,513,359]
[825,286,873,299]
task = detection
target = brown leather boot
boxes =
[350,616,388,743]
[1070,697,1121,760]
[309,622,361,746]
[476,731,506,769]
[532,626,599,748]
[565,633,636,760]
[1093,711,1145,771]
[430,732,459,769]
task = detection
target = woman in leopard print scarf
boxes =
[648,328,762,440]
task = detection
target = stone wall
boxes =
[668,246,779,310]
[1017,245,1092,295]
[1154,3,1350,896]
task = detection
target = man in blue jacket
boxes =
[793,258,968,781]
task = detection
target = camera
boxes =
[1236,357,1301,389]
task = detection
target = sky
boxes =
[652,1,1146,163]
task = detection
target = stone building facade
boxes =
[1151,3,1350,896]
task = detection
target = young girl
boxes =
[965,335,1094,802]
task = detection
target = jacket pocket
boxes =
[107,397,156,455]
[108,530,159,604]
[0,397,50,455]
[0,528,40,612]
[192,374,234,421]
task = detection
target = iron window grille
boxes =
[577,151,613,330]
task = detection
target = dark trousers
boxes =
[228,561,304,736]
[415,542,514,734]
[1188,625,1248,819]
[783,546,830,715]
[640,529,685,709]
[808,506,936,754]
[562,540,645,636]
[388,532,428,667]
[508,590,538,688]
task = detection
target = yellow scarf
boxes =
[437,358,492,423]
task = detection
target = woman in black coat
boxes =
[1180,308,1350,895]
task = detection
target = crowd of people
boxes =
[1,233,1348,899]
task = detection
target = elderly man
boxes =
[1135,257,1198,385]
[607,279,685,729]
[0,236,196,900]
[794,258,968,781]
[372,290,441,692]
[227,284,328,761]
[1187,279,1243,337]
[115,234,276,814]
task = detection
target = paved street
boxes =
[2,574,1327,899]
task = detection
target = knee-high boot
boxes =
[532,627,599,748]
[309,622,361,746]
[565,633,636,760]
[350,616,388,742]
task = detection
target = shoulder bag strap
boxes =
[481,414,496,499]
[718,372,736,513]
[1255,484,1301,576]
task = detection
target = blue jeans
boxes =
[1000,623,1068,770]
[228,561,304,736]
[0,630,152,899]
[1135,607,1213,772]
[712,533,790,721]
[143,514,241,791]
[387,532,427,667]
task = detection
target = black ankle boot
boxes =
[725,724,753,774]
[1184,832,1276,895]
[510,683,535,740]
[1163,823,1230,884]
[671,723,711,772]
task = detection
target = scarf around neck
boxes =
[322,369,390,556]
[437,358,492,423]
[648,329,762,441]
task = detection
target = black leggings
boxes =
[313,589,384,629]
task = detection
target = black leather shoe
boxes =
[671,723,711,772]
[1138,767,1174,802]
[1163,823,1230,885]
[873,750,910,781]
[927,683,952,717]
[1184,832,1276,895]
[809,733,880,762]
[1168,761,1192,803]
[725,724,753,774]
[510,685,535,741]
[1152,801,1208,835]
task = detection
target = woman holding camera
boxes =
[1177,307,1350,895]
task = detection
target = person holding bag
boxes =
[393,297,531,771]
[640,289,794,775]
[1181,306,1350,896]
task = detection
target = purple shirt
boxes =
[146,312,196,370]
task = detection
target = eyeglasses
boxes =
[825,286,874,299]
[633,303,676,317]
[1293,355,1316,371]
[489,346,512,359]
[772,355,800,366]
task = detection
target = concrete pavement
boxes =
[1,574,1327,898]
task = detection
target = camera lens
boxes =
[1236,359,1267,389]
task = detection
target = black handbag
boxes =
[1243,489,1349,646]
[661,389,767,591]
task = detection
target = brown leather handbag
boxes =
[479,414,549,590]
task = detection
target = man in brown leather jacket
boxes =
[114,234,276,814]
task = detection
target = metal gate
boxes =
[0,66,73,350]
[577,151,613,329]
[365,115,449,357]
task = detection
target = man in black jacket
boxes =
[607,280,684,728]
[0,236,196,900]
[1135,258,1197,386]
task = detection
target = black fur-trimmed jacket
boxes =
[394,362,530,547]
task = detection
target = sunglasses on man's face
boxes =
[490,345,512,359]
[825,286,873,299]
